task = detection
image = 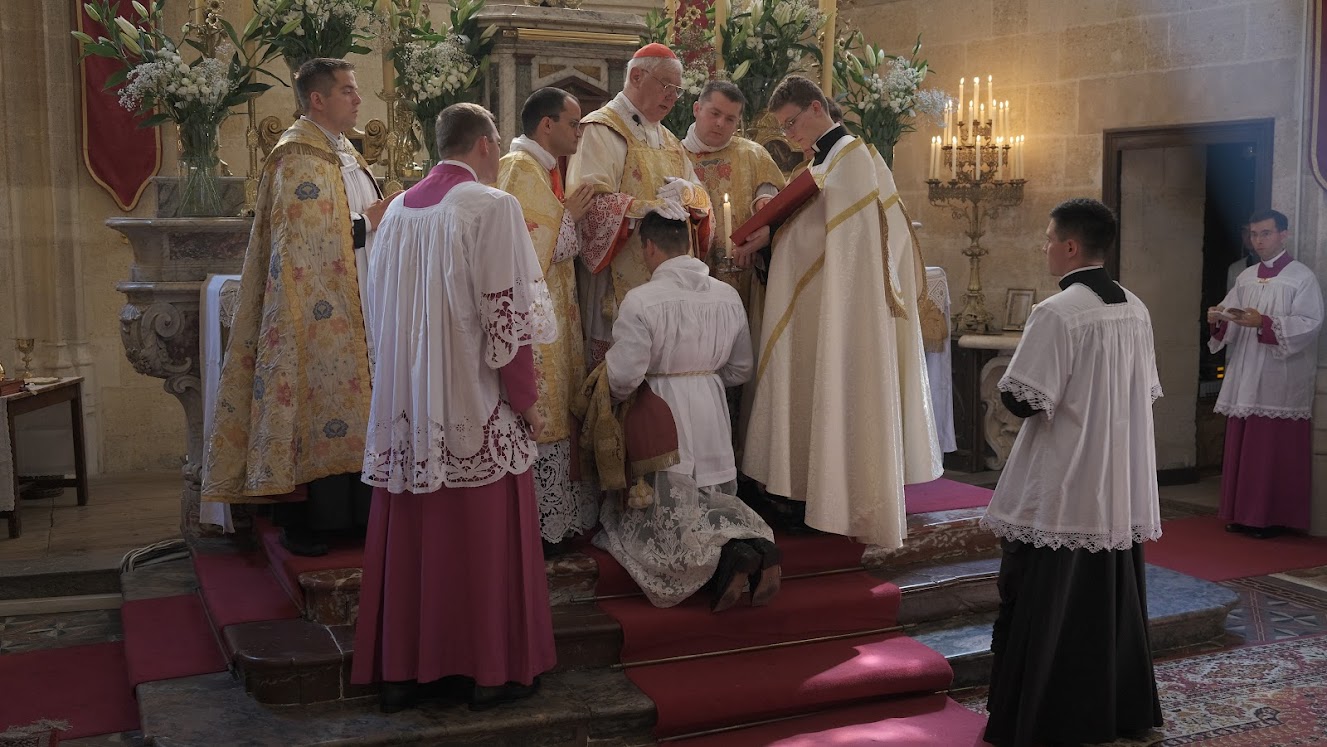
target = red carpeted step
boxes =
[628,631,954,738]
[601,571,901,663]
[255,516,364,607]
[121,594,228,687]
[1147,515,1327,581]
[192,550,300,629]
[905,478,993,514]
[675,692,991,746]
[0,641,139,738]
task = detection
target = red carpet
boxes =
[677,692,992,746]
[255,517,364,607]
[0,642,139,738]
[629,631,954,737]
[1146,516,1327,581]
[601,571,900,662]
[905,478,993,514]
[192,550,300,628]
[120,594,228,686]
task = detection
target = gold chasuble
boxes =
[573,104,712,324]
[686,136,786,307]
[495,150,584,446]
[741,135,942,549]
[202,119,373,502]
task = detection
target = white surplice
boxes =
[982,279,1164,552]
[361,164,557,493]
[594,255,772,606]
[1209,255,1323,420]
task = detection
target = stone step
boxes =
[291,506,1001,627]
[136,564,1238,745]
[222,556,1002,706]
[909,564,1240,690]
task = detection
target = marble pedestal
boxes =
[108,177,252,537]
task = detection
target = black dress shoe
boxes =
[379,680,419,713]
[280,529,328,557]
[745,539,783,607]
[542,539,571,559]
[711,541,761,612]
[469,676,541,711]
[1225,523,1250,534]
[1248,525,1285,540]
[419,674,474,705]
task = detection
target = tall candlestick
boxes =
[979,102,985,127]
[723,193,733,258]
[972,76,980,121]
[715,0,728,70]
[193,0,204,26]
[987,74,994,112]
[958,79,965,120]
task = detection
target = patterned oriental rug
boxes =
[1133,634,1327,746]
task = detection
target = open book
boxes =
[729,168,820,246]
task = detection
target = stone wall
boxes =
[844,0,1327,532]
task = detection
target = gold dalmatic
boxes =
[687,136,786,306]
[496,151,585,445]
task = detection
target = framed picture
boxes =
[1004,289,1036,331]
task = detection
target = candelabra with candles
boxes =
[926,76,1027,334]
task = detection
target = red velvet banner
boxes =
[1313,0,1327,190]
[77,2,160,211]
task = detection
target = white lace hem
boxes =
[480,279,558,369]
[534,440,600,542]
[1213,404,1312,420]
[1150,382,1163,403]
[362,402,537,493]
[998,377,1055,420]
[979,515,1162,553]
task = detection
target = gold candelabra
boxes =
[926,75,1027,334]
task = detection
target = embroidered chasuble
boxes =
[685,133,785,308]
[568,95,712,358]
[497,143,599,541]
[741,134,941,548]
[203,118,373,502]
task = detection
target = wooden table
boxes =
[2,378,89,538]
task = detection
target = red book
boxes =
[729,168,820,246]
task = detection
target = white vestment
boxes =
[741,133,941,549]
[982,275,1164,551]
[361,162,557,492]
[1209,255,1322,420]
[594,255,772,606]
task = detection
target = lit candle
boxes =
[932,137,940,179]
[723,193,733,258]
[944,101,951,143]
[972,76,980,121]
[987,75,994,113]
[979,102,985,127]
[193,0,204,26]
[958,79,965,120]
[950,136,957,181]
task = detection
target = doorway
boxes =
[1102,120,1274,482]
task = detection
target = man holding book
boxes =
[732,75,940,547]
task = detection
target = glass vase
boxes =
[176,117,225,217]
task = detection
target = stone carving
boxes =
[979,353,1021,470]
[119,301,196,379]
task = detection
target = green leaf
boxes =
[140,112,172,128]
[279,17,301,35]
[105,66,129,87]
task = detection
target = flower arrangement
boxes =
[391,0,496,164]
[252,0,375,72]
[640,5,715,139]
[72,0,278,215]
[717,0,825,125]
[833,32,947,166]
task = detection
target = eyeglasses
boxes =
[1250,229,1281,240]
[779,106,809,134]
[648,71,684,99]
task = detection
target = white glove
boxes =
[648,196,688,221]
[656,176,697,205]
